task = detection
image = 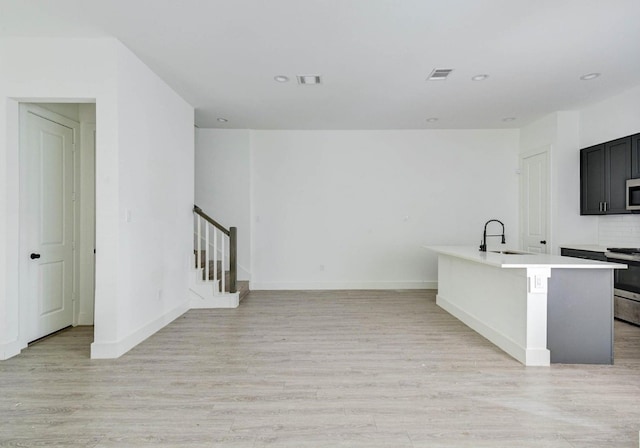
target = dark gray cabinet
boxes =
[560,248,607,262]
[632,133,640,179]
[580,136,631,215]
[605,137,632,213]
[580,144,606,215]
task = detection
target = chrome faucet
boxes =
[479,219,505,252]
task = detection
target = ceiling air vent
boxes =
[427,68,454,81]
[297,75,322,85]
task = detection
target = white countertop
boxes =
[424,245,625,269]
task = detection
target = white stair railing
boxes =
[193,205,237,294]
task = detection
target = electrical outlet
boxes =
[530,275,547,293]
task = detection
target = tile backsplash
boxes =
[598,215,640,247]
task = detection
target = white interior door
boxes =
[521,149,549,254]
[23,109,75,342]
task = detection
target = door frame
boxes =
[519,146,552,253]
[77,120,96,326]
[18,103,94,344]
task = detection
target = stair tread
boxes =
[195,255,249,299]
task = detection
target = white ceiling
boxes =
[2,0,640,129]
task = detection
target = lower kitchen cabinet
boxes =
[560,248,607,262]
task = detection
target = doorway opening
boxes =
[19,102,96,348]
[27,325,73,347]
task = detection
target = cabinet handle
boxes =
[604,202,608,212]
[30,253,41,260]
[599,202,603,212]
[540,240,547,244]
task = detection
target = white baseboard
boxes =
[0,339,27,360]
[90,300,190,359]
[525,348,551,367]
[237,263,251,282]
[250,280,437,291]
[77,312,94,326]
[189,290,239,309]
[437,293,549,366]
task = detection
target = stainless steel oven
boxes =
[606,248,640,326]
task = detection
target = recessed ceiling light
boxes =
[426,117,439,123]
[502,117,516,122]
[580,72,601,81]
[274,75,289,83]
[217,118,228,123]
[471,74,489,81]
[297,75,321,85]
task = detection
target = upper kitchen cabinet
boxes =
[580,136,631,215]
[580,144,606,215]
[632,133,640,179]
[605,137,632,213]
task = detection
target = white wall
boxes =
[195,129,251,280]
[519,112,598,252]
[250,130,520,289]
[0,38,194,359]
[554,111,582,249]
[112,45,194,343]
[579,84,640,148]
[519,113,557,153]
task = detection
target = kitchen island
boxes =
[425,246,625,366]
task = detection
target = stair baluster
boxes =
[196,215,202,270]
[213,222,218,291]
[220,232,225,294]
[204,222,210,286]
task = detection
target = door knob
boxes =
[30,253,41,259]
[540,240,547,245]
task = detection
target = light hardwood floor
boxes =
[1,290,640,447]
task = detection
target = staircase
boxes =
[198,257,250,299]
[188,205,250,308]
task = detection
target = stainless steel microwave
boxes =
[628,178,640,211]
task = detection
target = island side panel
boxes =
[547,269,614,364]
[436,254,531,364]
